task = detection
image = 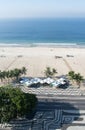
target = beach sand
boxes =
[0,46,85,78]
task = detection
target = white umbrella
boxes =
[25,81,32,86]
[43,77,54,84]
[39,79,44,84]
[51,81,61,87]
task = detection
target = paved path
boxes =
[1,109,85,130]
[1,86,85,130]
[21,86,85,96]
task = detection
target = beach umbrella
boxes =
[43,77,54,84]
[43,78,47,83]
[51,81,61,87]
[25,81,32,86]
[19,77,29,84]
[61,81,66,85]
[30,78,41,84]
[57,78,65,83]
[39,79,44,84]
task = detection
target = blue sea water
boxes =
[0,18,85,46]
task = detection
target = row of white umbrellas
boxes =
[24,77,54,86]
[20,77,67,87]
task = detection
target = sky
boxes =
[0,0,85,19]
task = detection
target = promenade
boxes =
[21,85,85,96]
[1,85,85,130]
[1,99,85,130]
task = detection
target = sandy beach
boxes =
[0,46,85,78]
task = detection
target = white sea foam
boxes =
[33,42,77,46]
[0,42,85,48]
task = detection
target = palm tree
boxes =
[4,71,10,83]
[44,67,52,77]
[68,71,75,78]
[21,67,27,75]
[0,71,3,82]
[74,73,84,88]
[13,68,21,81]
[52,68,57,78]
[0,71,6,83]
[0,67,27,84]
[68,71,84,87]
[9,70,15,80]
[44,67,57,78]
[68,71,75,83]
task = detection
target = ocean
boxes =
[0,18,85,46]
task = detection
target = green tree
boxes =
[44,67,52,77]
[68,71,75,84]
[0,71,3,82]
[52,68,57,78]
[0,67,27,84]
[0,86,37,123]
[13,68,21,81]
[9,70,15,81]
[5,71,10,83]
[68,71,84,87]
[44,67,57,78]
[68,71,75,80]
[74,73,84,88]
[21,67,27,75]
[0,71,7,83]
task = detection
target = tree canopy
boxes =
[68,71,84,87]
[0,86,37,123]
[44,67,57,78]
[0,67,27,83]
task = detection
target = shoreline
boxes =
[0,42,85,48]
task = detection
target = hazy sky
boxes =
[0,0,85,18]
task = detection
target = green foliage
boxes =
[0,67,27,83]
[44,67,57,78]
[0,87,37,123]
[21,67,27,75]
[68,71,84,87]
[68,71,75,80]
[74,73,84,87]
